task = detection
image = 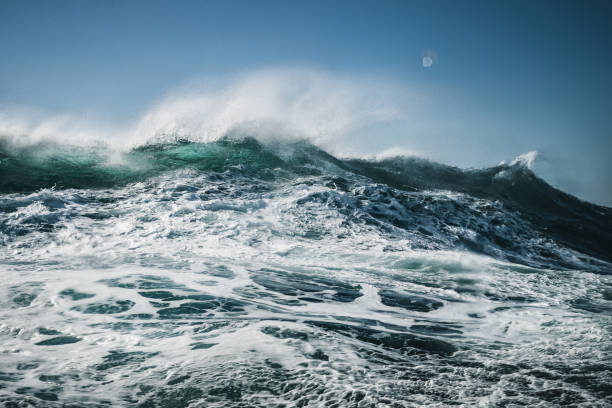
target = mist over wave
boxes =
[1,69,611,406]
[0,68,404,150]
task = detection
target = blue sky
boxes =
[1,0,611,205]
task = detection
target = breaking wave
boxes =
[1,70,611,407]
[1,136,610,272]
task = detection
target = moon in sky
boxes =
[422,56,433,68]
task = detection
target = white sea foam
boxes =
[510,150,538,169]
[1,69,610,407]
[0,165,610,406]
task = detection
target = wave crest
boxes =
[0,68,403,151]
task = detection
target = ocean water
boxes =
[0,137,611,407]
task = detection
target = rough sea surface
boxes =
[1,137,611,407]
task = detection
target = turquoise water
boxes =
[1,138,611,406]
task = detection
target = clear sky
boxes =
[1,0,611,205]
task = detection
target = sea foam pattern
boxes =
[1,137,611,407]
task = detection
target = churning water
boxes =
[1,136,611,407]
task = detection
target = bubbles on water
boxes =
[0,145,611,406]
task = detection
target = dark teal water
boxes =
[1,137,611,406]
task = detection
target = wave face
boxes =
[1,136,611,407]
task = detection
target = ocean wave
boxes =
[1,136,610,272]
[1,134,611,406]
